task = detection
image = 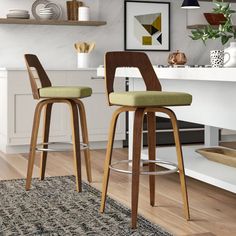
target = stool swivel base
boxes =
[26,98,92,192]
[100,106,190,229]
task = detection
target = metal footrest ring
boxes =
[36,142,89,152]
[109,159,178,175]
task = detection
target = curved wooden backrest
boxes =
[24,54,51,99]
[105,51,162,105]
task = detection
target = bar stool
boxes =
[24,54,92,192]
[100,51,192,228]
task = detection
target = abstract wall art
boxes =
[125,1,170,51]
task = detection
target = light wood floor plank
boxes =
[0,148,235,236]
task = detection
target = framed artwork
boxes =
[124,1,170,51]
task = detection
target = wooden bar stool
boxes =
[100,51,192,228]
[24,54,92,192]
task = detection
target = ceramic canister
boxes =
[210,50,224,68]
[78,6,90,21]
[77,53,89,68]
[67,0,82,20]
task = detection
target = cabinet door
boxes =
[6,70,125,146]
[7,71,70,145]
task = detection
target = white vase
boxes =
[224,42,236,67]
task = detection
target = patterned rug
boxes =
[0,176,172,235]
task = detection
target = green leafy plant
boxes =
[190,1,236,45]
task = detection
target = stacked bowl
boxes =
[7,10,30,19]
[39,7,53,20]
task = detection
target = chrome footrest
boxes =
[36,142,89,152]
[109,159,178,175]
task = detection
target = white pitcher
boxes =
[224,42,236,67]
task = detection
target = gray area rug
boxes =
[0,176,172,235]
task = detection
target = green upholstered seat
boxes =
[39,86,92,98]
[109,91,192,107]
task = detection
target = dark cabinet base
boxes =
[123,116,204,147]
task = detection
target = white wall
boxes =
[0,0,234,68]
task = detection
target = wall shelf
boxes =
[187,24,236,29]
[0,18,106,26]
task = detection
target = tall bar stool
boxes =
[100,51,192,228]
[25,54,92,192]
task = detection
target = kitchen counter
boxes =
[97,66,236,193]
[0,67,98,72]
[97,66,236,131]
[97,66,236,82]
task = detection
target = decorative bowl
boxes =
[204,13,226,25]
[196,147,236,168]
[168,50,187,65]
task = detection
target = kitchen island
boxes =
[97,66,236,193]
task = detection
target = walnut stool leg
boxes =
[69,100,82,192]
[169,110,190,220]
[40,103,53,180]
[131,108,145,229]
[76,99,92,183]
[100,107,125,213]
[26,102,45,190]
[147,112,156,206]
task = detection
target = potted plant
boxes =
[190,1,236,67]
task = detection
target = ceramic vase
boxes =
[77,53,89,68]
[224,42,236,67]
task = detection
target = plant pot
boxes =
[204,13,226,25]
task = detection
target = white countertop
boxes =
[97,66,236,82]
[2,66,236,82]
[0,67,97,71]
[0,67,98,78]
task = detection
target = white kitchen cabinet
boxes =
[0,68,125,153]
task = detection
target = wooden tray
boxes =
[196,147,236,168]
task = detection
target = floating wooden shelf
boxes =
[187,24,236,29]
[0,18,106,26]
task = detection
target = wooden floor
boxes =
[0,148,236,236]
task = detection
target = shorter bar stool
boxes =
[25,54,92,192]
[100,51,192,228]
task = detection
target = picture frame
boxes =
[124,1,170,51]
